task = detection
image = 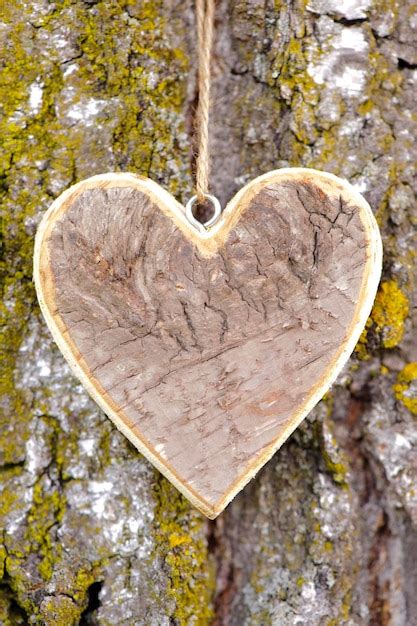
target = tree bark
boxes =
[1,1,416,625]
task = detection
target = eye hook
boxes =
[185,194,222,233]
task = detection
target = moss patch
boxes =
[393,363,417,415]
[74,0,189,194]
[40,596,81,626]
[1,0,190,620]
[316,417,349,488]
[152,475,215,625]
[357,280,409,357]
[370,280,409,348]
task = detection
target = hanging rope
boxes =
[194,0,215,205]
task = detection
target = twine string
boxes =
[194,0,215,205]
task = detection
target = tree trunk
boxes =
[1,1,416,625]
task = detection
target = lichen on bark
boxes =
[1,0,417,624]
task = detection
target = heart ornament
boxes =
[34,168,382,518]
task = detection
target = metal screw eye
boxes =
[185,194,222,233]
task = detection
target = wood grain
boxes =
[33,169,382,518]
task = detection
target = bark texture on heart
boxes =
[34,168,382,518]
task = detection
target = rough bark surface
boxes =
[1,1,416,625]
[38,172,376,515]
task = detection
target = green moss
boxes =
[25,481,66,581]
[40,596,81,626]
[0,547,5,577]
[323,454,348,486]
[370,280,409,348]
[367,21,402,98]
[0,488,19,518]
[73,566,97,602]
[0,586,28,626]
[324,541,333,553]
[274,29,322,165]
[0,591,11,626]
[5,537,98,621]
[355,317,373,360]
[0,0,67,474]
[1,0,192,617]
[74,0,189,195]
[393,363,417,415]
[152,475,215,625]
[274,36,318,102]
[356,277,410,358]
[315,418,349,487]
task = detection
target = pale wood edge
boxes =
[33,169,383,519]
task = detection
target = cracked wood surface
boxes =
[35,169,381,517]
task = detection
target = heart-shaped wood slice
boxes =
[34,168,382,518]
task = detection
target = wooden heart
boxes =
[34,169,382,518]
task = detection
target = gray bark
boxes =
[1,1,416,625]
